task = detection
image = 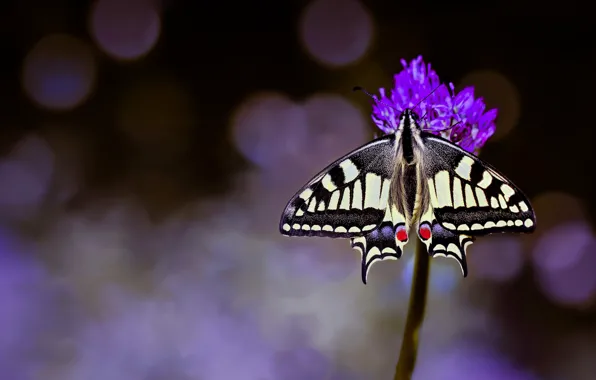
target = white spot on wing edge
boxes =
[366,246,381,260]
[299,188,313,200]
[500,184,515,201]
[352,179,363,209]
[317,200,325,211]
[328,191,340,210]
[427,178,440,207]
[363,246,390,282]
[475,188,489,207]
[442,222,456,230]
[498,194,508,209]
[363,224,376,231]
[477,171,493,189]
[455,156,474,181]
[452,177,465,208]
[464,184,477,207]
[308,197,317,212]
[340,187,351,210]
[446,243,463,259]
[491,197,499,209]
[322,174,337,192]
[339,159,359,183]
[282,223,291,232]
[364,173,382,209]
[379,178,391,210]
[434,170,453,208]
[432,244,447,252]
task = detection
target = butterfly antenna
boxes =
[433,118,463,132]
[353,86,397,111]
[412,82,444,111]
[411,82,445,126]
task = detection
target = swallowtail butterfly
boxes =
[279,108,536,284]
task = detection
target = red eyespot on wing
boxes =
[395,226,408,242]
[419,223,431,240]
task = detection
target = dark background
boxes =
[0,1,594,379]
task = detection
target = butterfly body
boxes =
[280,108,536,284]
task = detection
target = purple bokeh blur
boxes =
[1,1,593,379]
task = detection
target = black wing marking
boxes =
[420,133,536,236]
[280,134,397,238]
[417,206,473,277]
[351,204,410,284]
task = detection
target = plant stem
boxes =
[393,239,430,380]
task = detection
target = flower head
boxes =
[371,56,497,152]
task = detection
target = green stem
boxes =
[393,239,430,380]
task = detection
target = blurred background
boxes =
[0,0,594,379]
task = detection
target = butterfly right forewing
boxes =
[420,133,536,235]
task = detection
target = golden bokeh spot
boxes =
[116,78,195,154]
[458,70,520,141]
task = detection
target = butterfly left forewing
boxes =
[280,134,397,238]
[420,133,536,236]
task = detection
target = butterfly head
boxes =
[399,108,422,132]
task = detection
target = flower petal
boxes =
[370,57,497,151]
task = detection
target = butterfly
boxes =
[279,108,536,284]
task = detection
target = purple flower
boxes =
[371,56,497,152]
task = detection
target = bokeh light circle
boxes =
[231,92,309,171]
[0,161,49,210]
[415,342,540,380]
[468,235,524,282]
[22,34,96,110]
[458,70,520,141]
[532,221,596,307]
[90,0,161,61]
[0,135,56,221]
[302,94,368,167]
[299,0,374,67]
[231,92,368,174]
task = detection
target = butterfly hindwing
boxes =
[417,205,473,276]
[420,133,536,236]
[351,204,410,284]
[280,134,397,238]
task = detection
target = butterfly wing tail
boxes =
[351,220,403,284]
